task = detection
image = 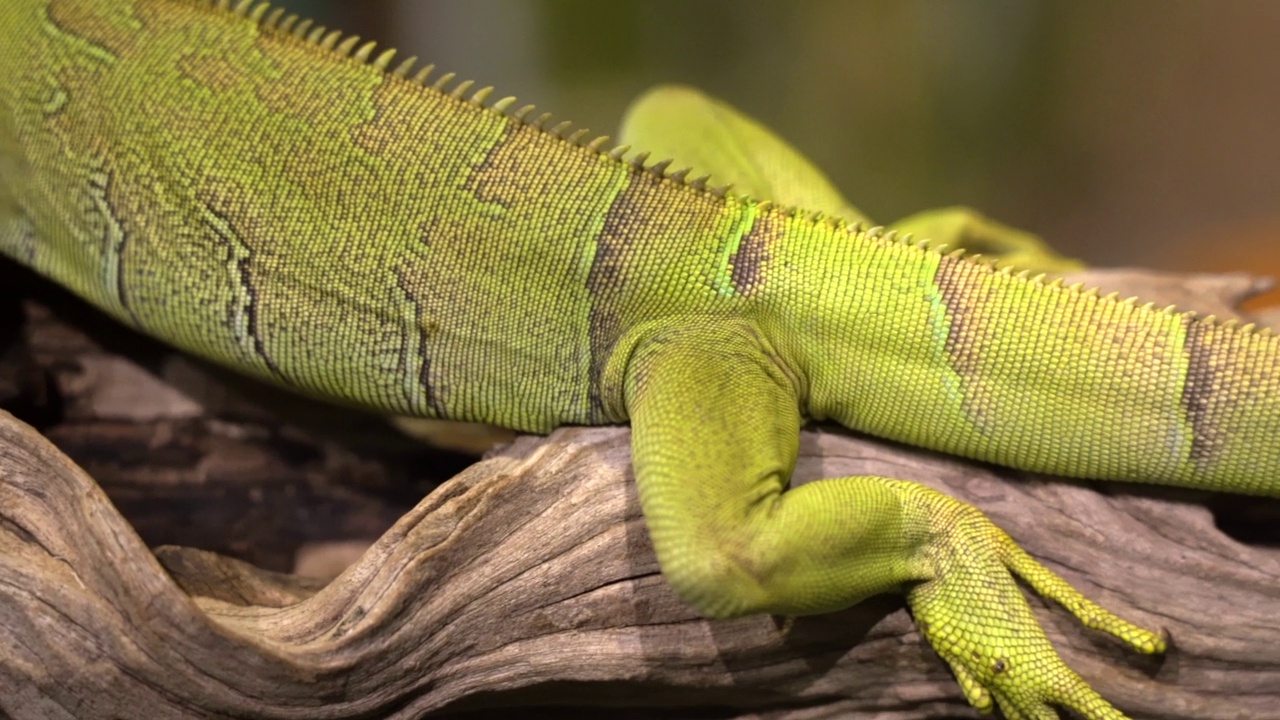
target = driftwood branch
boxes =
[2,414,1280,719]
[1,262,1279,719]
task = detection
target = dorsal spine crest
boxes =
[207,0,1277,342]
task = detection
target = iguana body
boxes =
[2,1,1278,717]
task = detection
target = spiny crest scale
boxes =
[353,41,380,64]
[390,55,416,77]
[333,34,359,56]
[412,64,435,84]
[431,72,456,91]
[449,79,475,99]
[371,47,397,71]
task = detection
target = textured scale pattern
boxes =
[897,479,1164,720]
[3,1,1279,718]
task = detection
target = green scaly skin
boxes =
[2,2,1277,717]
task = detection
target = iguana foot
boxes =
[891,480,1166,719]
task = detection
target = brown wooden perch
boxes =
[1,264,1279,719]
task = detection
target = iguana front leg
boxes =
[623,320,1164,719]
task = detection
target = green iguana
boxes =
[1,1,1277,718]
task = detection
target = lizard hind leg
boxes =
[622,320,1165,719]
[622,320,926,618]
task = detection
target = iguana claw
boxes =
[893,481,1166,719]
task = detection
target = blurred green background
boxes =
[274,0,1280,286]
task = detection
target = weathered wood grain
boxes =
[2,411,1279,718]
